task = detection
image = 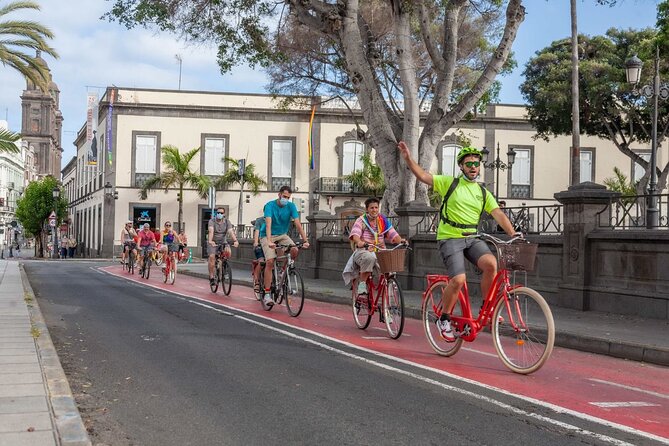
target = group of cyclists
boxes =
[120,220,188,275]
[118,141,520,345]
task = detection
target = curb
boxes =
[179,269,669,367]
[19,264,92,446]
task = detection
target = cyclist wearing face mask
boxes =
[207,206,239,287]
[399,141,519,342]
[259,185,310,307]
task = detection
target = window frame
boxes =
[436,142,462,176]
[267,136,296,191]
[508,145,534,199]
[340,139,366,177]
[631,150,651,184]
[200,133,230,179]
[131,131,161,187]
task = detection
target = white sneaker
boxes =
[356,282,367,295]
[436,318,455,342]
[263,293,274,306]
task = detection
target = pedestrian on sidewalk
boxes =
[67,237,77,258]
[59,236,69,259]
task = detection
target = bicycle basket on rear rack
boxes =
[497,242,538,272]
[376,248,407,273]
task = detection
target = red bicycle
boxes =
[351,243,408,339]
[421,233,554,374]
[162,250,177,285]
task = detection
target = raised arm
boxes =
[398,140,433,186]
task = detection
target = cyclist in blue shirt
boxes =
[260,186,309,306]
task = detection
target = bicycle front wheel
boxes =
[492,287,555,374]
[384,277,404,339]
[144,258,152,280]
[422,279,464,356]
[284,269,305,317]
[210,260,220,293]
[222,261,232,295]
[163,258,169,283]
[128,251,135,275]
[169,258,176,284]
[351,280,372,330]
[254,267,265,301]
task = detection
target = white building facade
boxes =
[69,87,662,258]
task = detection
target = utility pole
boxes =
[175,54,183,90]
[570,0,581,185]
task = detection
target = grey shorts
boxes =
[207,242,229,257]
[353,249,377,273]
[438,238,492,277]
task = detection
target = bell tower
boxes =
[20,50,63,179]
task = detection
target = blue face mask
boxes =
[279,197,289,206]
[216,212,224,219]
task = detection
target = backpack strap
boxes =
[438,177,487,230]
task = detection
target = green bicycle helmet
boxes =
[456,146,483,164]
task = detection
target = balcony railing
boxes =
[317,177,367,195]
[597,193,669,229]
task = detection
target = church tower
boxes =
[20,50,63,179]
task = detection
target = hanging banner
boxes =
[308,105,316,170]
[106,89,115,167]
[87,93,99,165]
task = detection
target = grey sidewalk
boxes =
[0,259,90,446]
[181,261,669,367]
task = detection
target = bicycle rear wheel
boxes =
[210,259,220,293]
[222,261,232,295]
[351,279,372,330]
[260,271,276,311]
[384,277,404,339]
[492,287,554,374]
[284,268,305,317]
[422,279,464,356]
[163,257,170,283]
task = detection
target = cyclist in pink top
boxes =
[137,223,156,273]
[348,197,405,296]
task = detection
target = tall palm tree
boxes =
[213,157,267,227]
[0,128,20,153]
[0,1,59,92]
[139,145,211,231]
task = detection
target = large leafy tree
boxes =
[0,1,58,92]
[15,176,67,258]
[213,157,267,227]
[521,28,669,194]
[139,145,211,230]
[105,0,525,213]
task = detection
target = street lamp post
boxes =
[625,49,668,228]
[481,143,516,199]
[52,186,60,259]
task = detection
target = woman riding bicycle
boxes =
[159,221,179,263]
[343,197,405,296]
[398,141,519,342]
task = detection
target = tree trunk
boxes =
[178,184,184,232]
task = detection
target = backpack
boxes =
[438,177,488,230]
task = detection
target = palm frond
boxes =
[0,128,20,153]
[138,175,165,199]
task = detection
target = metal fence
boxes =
[597,193,669,229]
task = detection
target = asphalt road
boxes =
[26,261,661,446]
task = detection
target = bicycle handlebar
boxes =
[362,240,410,251]
[275,241,306,250]
[462,232,525,245]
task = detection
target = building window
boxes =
[437,143,461,176]
[268,136,296,191]
[200,134,229,177]
[632,152,651,183]
[510,147,532,198]
[132,131,161,187]
[342,140,365,176]
[580,148,595,183]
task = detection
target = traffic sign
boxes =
[49,211,56,219]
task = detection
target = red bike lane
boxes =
[102,265,669,442]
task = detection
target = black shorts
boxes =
[254,245,265,260]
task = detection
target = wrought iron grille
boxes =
[270,177,291,191]
[597,193,669,229]
[510,184,531,199]
[134,173,155,188]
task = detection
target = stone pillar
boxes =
[394,200,437,239]
[305,210,336,279]
[554,182,620,310]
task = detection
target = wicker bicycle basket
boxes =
[496,242,538,272]
[376,248,407,273]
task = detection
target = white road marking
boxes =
[588,378,669,400]
[153,291,167,296]
[590,402,660,408]
[462,347,499,358]
[362,336,389,340]
[99,267,667,445]
[314,312,343,320]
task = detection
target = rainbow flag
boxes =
[361,213,393,246]
[308,105,316,170]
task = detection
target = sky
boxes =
[0,0,661,170]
